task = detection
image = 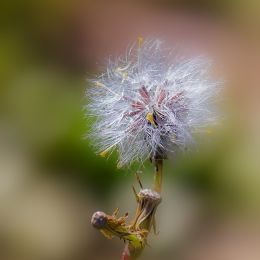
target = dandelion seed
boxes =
[87,39,222,166]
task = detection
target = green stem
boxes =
[154,159,163,193]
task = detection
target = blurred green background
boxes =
[1,0,260,259]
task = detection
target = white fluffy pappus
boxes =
[86,39,222,167]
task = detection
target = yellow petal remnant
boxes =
[122,71,128,80]
[100,146,113,157]
[138,36,143,48]
[115,67,128,82]
[95,81,106,88]
[117,161,123,169]
[95,81,120,96]
[146,112,157,127]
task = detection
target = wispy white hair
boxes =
[86,39,221,167]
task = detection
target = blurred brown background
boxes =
[1,0,260,259]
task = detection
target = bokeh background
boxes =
[1,0,260,259]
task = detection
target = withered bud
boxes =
[91,211,108,229]
[132,189,162,232]
[139,189,161,204]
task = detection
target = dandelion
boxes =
[87,39,222,260]
[87,39,221,167]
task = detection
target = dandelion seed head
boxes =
[86,39,222,166]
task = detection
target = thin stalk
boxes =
[154,159,163,193]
